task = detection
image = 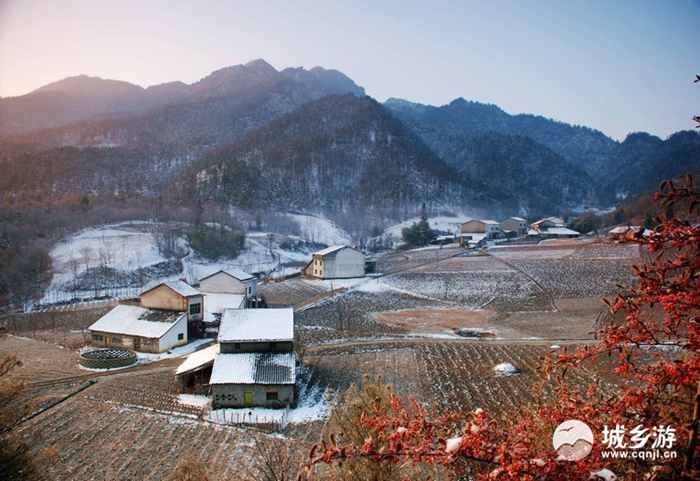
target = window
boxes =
[234,343,241,350]
[189,303,201,315]
[177,333,184,341]
[93,334,103,341]
[111,336,121,344]
[269,342,277,350]
[266,391,278,401]
[246,286,252,296]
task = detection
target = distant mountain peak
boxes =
[243,58,278,73]
[32,75,143,96]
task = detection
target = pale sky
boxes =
[0,0,698,140]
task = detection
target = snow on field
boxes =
[41,222,171,303]
[40,221,322,305]
[383,215,471,241]
[493,362,521,376]
[287,213,352,246]
[177,394,210,408]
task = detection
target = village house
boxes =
[500,217,528,237]
[208,307,296,408]
[607,225,649,242]
[139,280,205,337]
[88,304,188,353]
[528,217,580,239]
[303,245,365,279]
[459,219,502,247]
[198,269,257,299]
[196,268,257,337]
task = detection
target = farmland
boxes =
[1,239,643,480]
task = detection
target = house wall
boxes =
[200,273,256,297]
[89,331,160,353]
[306,255,324,278]
[187,295,204,322]
[159,315,188,351]
[140,285,187,311]
[219,340,293,354]
[500,219,527,236]
[461,220,486,234]
[321,249,365,279]
[211,383,294,408]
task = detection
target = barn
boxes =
[303,245,365,279]
[88,304,188,353]
[209,307,296,408]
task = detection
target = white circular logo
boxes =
[552,419,594,461]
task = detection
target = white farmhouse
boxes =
[88,304,188,353]
[303,245,365,279]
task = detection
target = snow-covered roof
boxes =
[542,227,580,236]
[89,304,184,339]
[199,268,254,282]
[209,352,296,385]
[505,216,526,222]
[608,225,641,234]
[313,245,348,257]
[482,219,500,225]
[140,280,200,298]
[218,308,294,343]
[176,343,219,375]
[203,293,245,323]
[532,217,565,227]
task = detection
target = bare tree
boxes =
[247,437,301,481]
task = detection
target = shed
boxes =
[88,304,187,353]
[176,343,219,393]
[303,245,365,279]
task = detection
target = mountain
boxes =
[0,59,365,140]
[1,59,698,222]
[603,130,700,202]
[385,97,619,179]
[180,95,494,220]
[435,131,596,212]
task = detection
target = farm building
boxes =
[198,269,257,298]
[500,217,528,237]
[88,304,187,353]
[528,217,580,239]
[459,219,502,247]
[209,307,296,408]
[140,280,203,323]
[176,343,218,393]
[530,217,565,230]
[607,225,649,241]
[303,245,365,279]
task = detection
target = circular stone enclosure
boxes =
[79,348,137,370]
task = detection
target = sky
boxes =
[0,0,698,140]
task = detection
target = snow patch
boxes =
[493,362,521,376]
